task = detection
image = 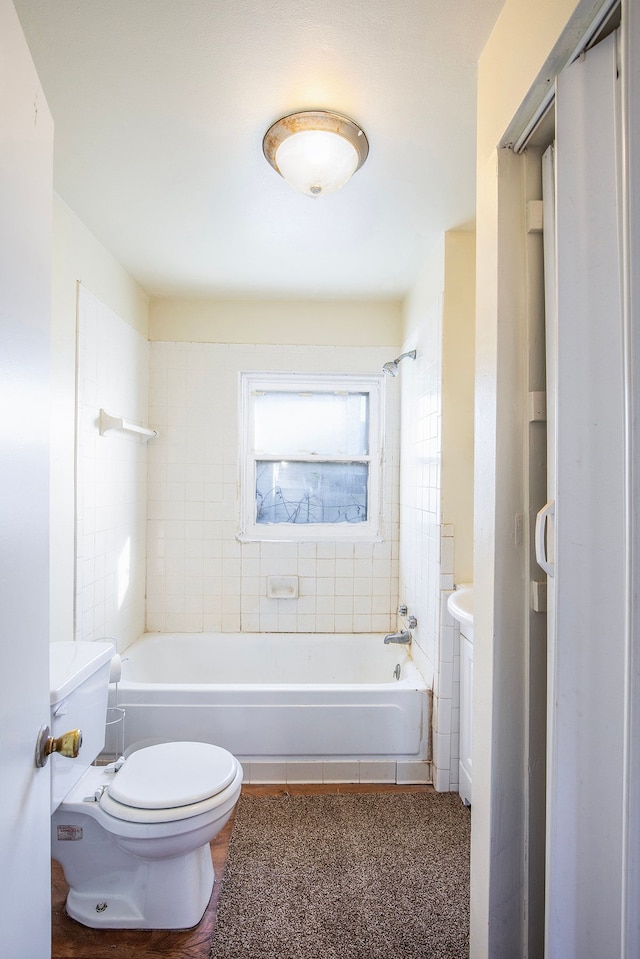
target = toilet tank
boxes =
[49,641,114,813]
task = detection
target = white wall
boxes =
[442,232,475,584]
[150,297,402,346]
[75,285,149,652]
[50,205,402,647]
[50,196,148,643]
[399,231,475,792]
[145,340,400,635]
[399,235,444,727]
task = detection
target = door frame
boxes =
[472,1,639,956]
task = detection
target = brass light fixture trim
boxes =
[262,110,369,195]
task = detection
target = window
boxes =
[239,372,383,541]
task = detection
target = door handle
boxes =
[35,724,82,768]
[535,499,555,577]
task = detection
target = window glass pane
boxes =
[256,461,368,524]
[253,391,369,455]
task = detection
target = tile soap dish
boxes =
[266,576,299,599]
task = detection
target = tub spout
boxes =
[383,630,412,644]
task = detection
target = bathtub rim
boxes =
[118,630,433,690]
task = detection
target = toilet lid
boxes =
[107,742,237,809]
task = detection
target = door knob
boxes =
[35,724,83,768]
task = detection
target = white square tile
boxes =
[316,559,336,578]
[296,595,315,616]
[354,576,373,596]
[355,542,374,559]
[434,696,452,735]
[242,576,262,597]
[298,576,317,597]
[317,543,336,560]
[241,559,260,578]
[316,578,335,596]
[353,596,372,615]
[316,595,335,614]
[441,594,455,628]
[451,704,460,734]
[437,660,454,699]
[354,558,373,577]
[287,762,323,783]
[440,623,454,662]
[372,595,390,615]
[439,536,454,575]
[433,765,451,792]
[335,559,354,578]
[249,762,287,783]
[322,762,360,783]
[396,761,432,784]
[334,543,354,560]
[433,731,452,770]
[358,762,396,783]
[334,596,353,615]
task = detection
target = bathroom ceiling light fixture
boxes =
[262,111,369,197]
[382,350,417,377]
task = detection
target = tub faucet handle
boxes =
[398,604,408,616]
[407,615,417,629]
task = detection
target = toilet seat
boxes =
[99,742,241,824]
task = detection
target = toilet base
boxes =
[64,842,214,930]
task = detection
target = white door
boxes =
[542,31,628,958]
[0,2,54,956]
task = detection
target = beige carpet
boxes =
[209,792,471,959]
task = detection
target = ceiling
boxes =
[14,0,505,301]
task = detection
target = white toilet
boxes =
[49,641,242,930]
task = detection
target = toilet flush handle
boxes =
[34,724,82,768]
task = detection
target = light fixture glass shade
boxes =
[263,111,368,198]
[276,130,359,196]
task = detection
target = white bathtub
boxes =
[110,633,432,784]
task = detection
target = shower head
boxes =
[382,350,416,377]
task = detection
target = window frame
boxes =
[238,371,384,542]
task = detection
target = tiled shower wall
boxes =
[75,286,149,652]
[145,343,401,633]
[398,299,460,791]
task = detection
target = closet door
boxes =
[545,30,626,958]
